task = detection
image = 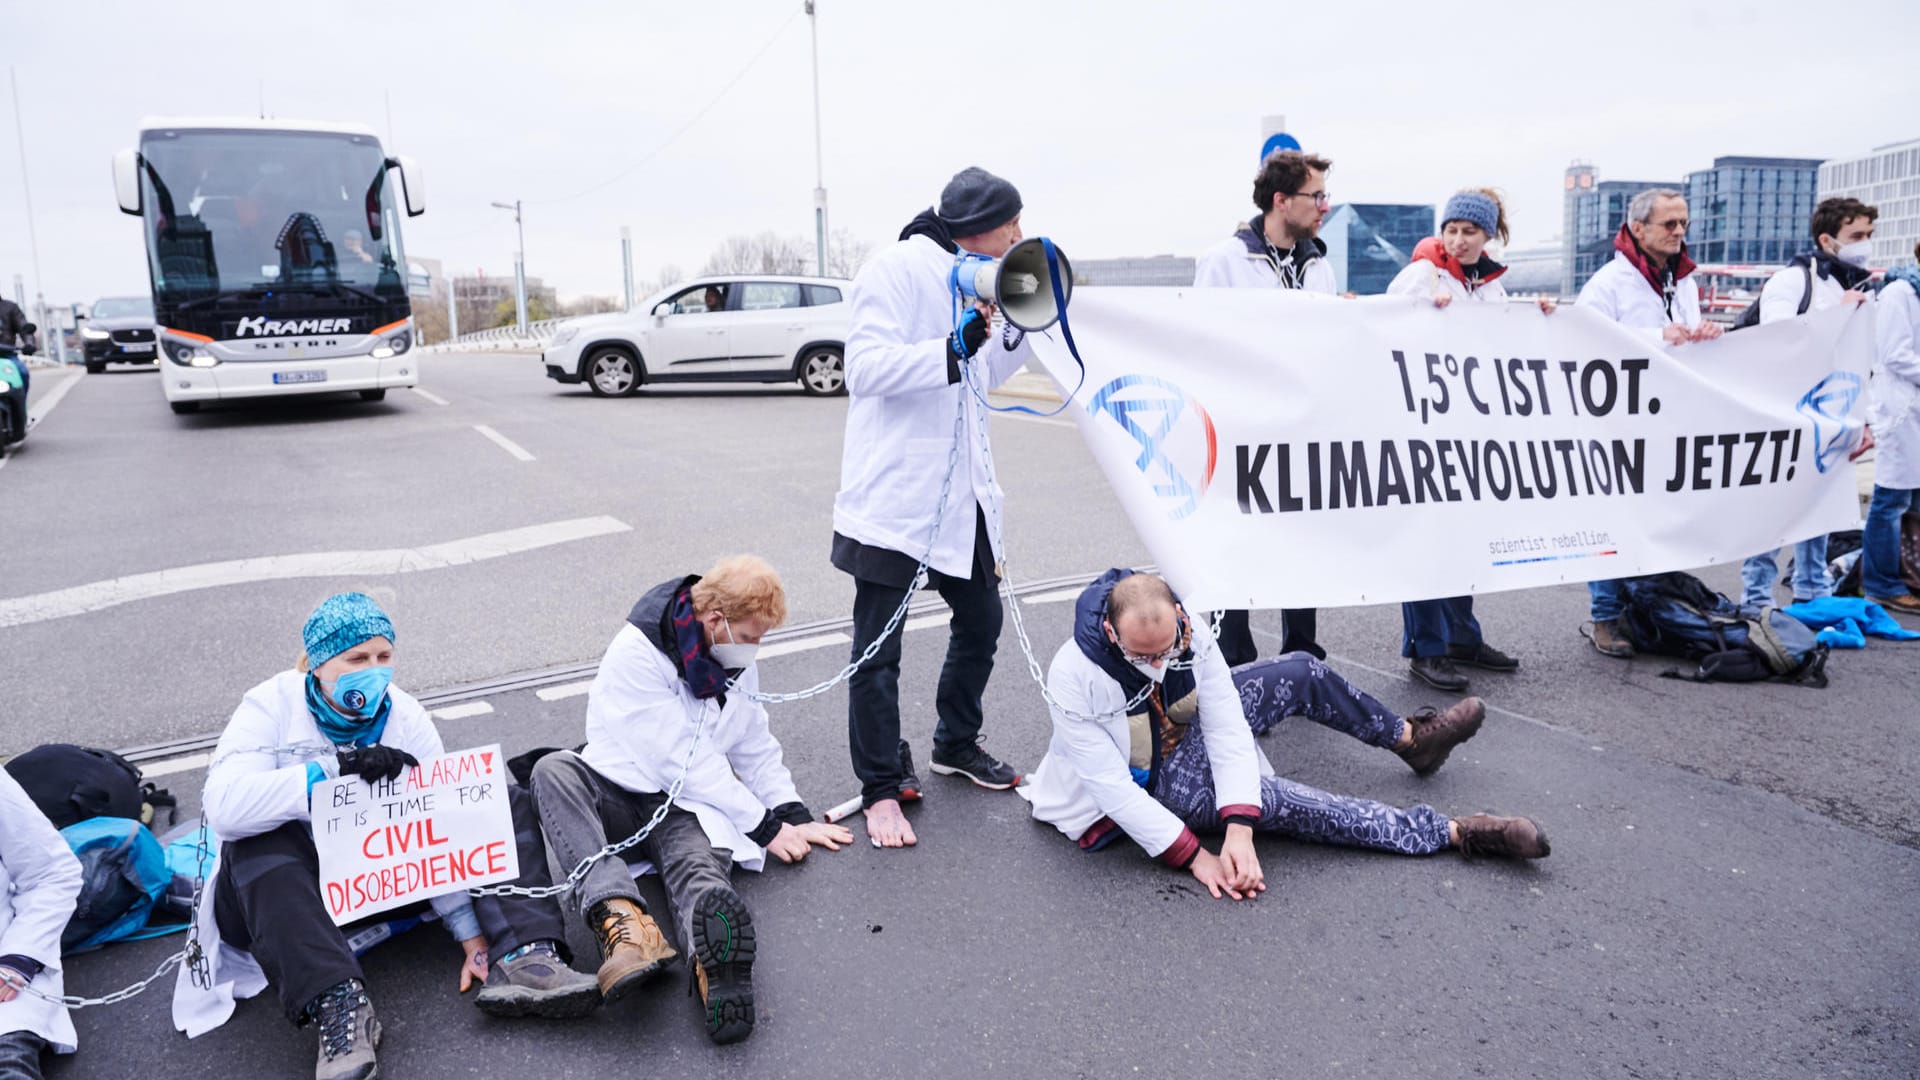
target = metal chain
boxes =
[465,705,709,899]
[4,952,188,1010]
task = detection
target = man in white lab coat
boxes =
[0,769,83,1080]
[831,167,1034,849]
[532,556,852,1044]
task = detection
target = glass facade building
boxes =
[1685,156,1823,265]
[1322,203,1433,295]
[1819,137,1920,269]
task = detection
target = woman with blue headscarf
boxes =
[171,593,597,1080]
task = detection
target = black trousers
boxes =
[213,784,566,1024]
[844,514,1003,807]
[529,751,735,953]
[1215,608,1323,667]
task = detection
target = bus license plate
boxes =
[273,370,327,385]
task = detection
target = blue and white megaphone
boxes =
[949,237,1074,332]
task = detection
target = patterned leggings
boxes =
[1152,654,1453,856]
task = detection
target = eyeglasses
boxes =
[1117,642,1181,666]
[1651,218,1690,232]
[1286,191,1332,210]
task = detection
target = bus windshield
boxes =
[136,128,407,309]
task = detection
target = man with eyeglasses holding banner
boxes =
[1574,188,1722,659]
[1193,150,1338,666]
[1018,569,1549,902]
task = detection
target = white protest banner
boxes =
[1028,290,1872,610]
[313,743,518,926]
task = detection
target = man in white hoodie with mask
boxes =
[831,167,1035,850]
[1740,197,1878,608]
[0,769,83,1080]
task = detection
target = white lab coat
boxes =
[0,770,82,1054]
[1872,279,1920,489]
[580,624,804,873]
[1385,259,1510,304]
[1758,260,1852,325]
[1576,251,1703,339]
[834,235,1032,580]
[1193,232,1338,294]
[171,671,474,1037]
[1018,619,1266,859]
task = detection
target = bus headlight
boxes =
[165,339,218,367]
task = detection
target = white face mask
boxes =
[1834,239,1873,268]
[709,614,759,670]
[1130,659,1169,684]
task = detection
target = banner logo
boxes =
[1086,375,1217,520]
[1796,372,1864,474]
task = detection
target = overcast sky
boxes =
[5,0,1917,308]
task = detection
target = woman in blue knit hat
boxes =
[171,592,598,1080]
[1386,190,1549,692]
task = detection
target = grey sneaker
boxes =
[307,979,380,1080]
[475,940,601,1019]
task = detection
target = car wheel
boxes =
[169,401,200,415]
[797,346,846,397]
[585,347,641,397]
[359,389,387,402]
[85,361,104,374]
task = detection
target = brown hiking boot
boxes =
[1396,697,1485,777]
[1589,618,1635,658]
[688,885,756,1044]
[589,898,676,1002]
[1454,814,1551,859]
[1868,593,1920,616]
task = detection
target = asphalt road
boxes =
[5,354,1916,1078]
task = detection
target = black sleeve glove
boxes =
[949,309,989,361]
[0,954,44,983]
[336,744,420,785]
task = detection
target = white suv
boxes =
[543,274,851,397]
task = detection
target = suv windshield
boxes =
[91,297,154,320]
[137,128,406,308]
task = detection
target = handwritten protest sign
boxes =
[312,744,518,926]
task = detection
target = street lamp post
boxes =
[807,1,827,278]
[491,199,527,333]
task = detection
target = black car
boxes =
[79,296,158,373]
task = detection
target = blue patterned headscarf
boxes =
[303,593,395,667]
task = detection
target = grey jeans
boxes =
[530,750,738,950]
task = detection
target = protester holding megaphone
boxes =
[830,166,1039,850]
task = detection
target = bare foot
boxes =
[864,798,918,848]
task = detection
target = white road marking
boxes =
[139,752,212,779]
[431,701,495,721]
[0,515,632,628]
[28,370,87,428]
[758,631,851,659]
[904,612,952,632]
[474,424,535,461]
[535,680,595,702]
[414,387,451,406]
[1019,587,1084,605]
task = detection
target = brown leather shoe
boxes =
[589,898,676,1002]
[1454,814,1551,859]
[1396,697,1485,777]
[1589,618,1636,658]
[1868,593,1920,616]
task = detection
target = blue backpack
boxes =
[59,817,186,952]
[1618,572,1829,686]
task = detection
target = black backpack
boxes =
[1616,572,1828,686]
[3,744,176,830]
[1730,262,1812,330]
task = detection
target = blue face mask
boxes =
[323,666,393,716]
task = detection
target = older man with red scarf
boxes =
[1575,189,1722,658]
